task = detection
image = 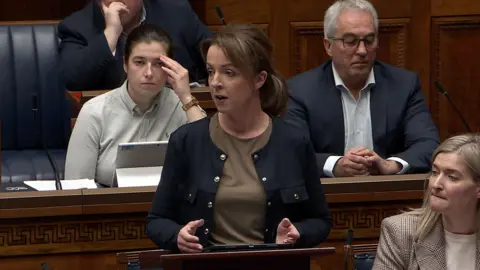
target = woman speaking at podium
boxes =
[147,24,332,253]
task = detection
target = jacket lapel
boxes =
[369,64,388,157]
[414,222,446,270]
[92,1,106,33]
[322,63,345,154]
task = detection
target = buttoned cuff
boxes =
[386,157,410,174]
[323,156,343,177]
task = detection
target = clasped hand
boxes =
[333,147,402,177]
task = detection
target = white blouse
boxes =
[445,229,477,270]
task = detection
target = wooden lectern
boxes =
[117,247,335,270]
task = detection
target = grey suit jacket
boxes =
[373,213,480,270]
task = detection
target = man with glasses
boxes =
[285,0,439,177]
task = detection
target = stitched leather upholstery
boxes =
[0,22,70,182]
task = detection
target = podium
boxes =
[117,247,335,270]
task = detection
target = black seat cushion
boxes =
[0,23,70,182]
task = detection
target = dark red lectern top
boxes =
[129,247,335,270]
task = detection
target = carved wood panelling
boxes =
[431,0,480,17]
[290,19,409,75]
[0,204,422,255]
[208,24,269,35]
[0,215,156,256]
[203,0,270,25]
[328,202,421,240]
[0,0,85,21]
[377,19,409,68]
[431,17,480,139]
[289,21,327,76]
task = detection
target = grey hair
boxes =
[323,0,379,38]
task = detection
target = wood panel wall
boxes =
[0,0,87,21]
[198,0,480,140]
[1,0,478,139]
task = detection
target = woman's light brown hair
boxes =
[410,133,480,241]
[200,24,288,117]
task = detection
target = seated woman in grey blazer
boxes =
[374,133,480,269]
[64,24,206,187]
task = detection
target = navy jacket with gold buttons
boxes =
[146,117,332,252]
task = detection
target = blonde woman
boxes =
[373,134,480,269]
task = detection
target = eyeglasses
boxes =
[329,34,378,51]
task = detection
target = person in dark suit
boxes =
[58,0,212,90]
[285,0,439,177]
[147,24,331,253]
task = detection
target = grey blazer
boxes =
[373,213,480,269]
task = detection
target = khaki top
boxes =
[209,113,272,244]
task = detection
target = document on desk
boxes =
[24,179,97,191]
[116,166,163,187]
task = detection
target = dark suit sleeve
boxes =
[392,76,439,172]
[285,90,334,176]
[58,21,115,90]
[183,4,212,79]
[292,138,332,248]
[146,131,186,251]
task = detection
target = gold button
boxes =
[220,154,227,161]
[204,228,209,234]
[214,176,220,183]
[208,202,213,208]
[294,193,299,200]
[262,177,267,182]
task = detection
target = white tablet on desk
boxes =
[115,141,168,188]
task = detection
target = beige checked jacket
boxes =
[372,213,480,270]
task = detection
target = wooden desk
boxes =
[0,174,426,270]
[66,87,217,126]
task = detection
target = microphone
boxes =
[344,229,353,270]
[215,5,227,25]
[434,80,472,132]
[32,94,62,190]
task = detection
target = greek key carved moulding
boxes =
[0,215,157,256]
[328,203,420,240]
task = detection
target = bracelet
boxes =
[182,96,199,112]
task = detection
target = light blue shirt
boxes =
[323,65,409,177]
